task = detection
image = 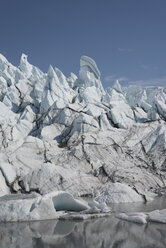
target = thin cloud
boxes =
[104,75,116,82]
[117,76,128,82]
[104,75,128,83]
[140,64,158,70]
[118,48,133,52]
[105,75,166,87]
[128,76,166,87]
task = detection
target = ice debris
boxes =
[0,191,111,222]
[116,209,166,224]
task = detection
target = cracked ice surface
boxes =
[0,53,166,221]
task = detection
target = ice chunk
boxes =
[109,101,135,129]
[50,191,89,211]
[133,107,148,122]
[116,208,166,224]
[0,191,90,222]
[88,200,110,213]
[116,212,148,224]
[148,209,166,223]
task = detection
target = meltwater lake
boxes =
[0,196,166,248]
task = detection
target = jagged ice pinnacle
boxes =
[0,53,166,222]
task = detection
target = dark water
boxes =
[111,195,166,213]
[0,197,166,248]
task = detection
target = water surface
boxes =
[0,196,166,248]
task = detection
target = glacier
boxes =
[0,53,166,222]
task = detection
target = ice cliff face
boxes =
[0,53,166,203]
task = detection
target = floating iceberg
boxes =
[0,191,111,222]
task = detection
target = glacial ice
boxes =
[148,209,166,223]
[0,53,166,221]
[116,208,166,224]
[50,191,89,211]
[96,183,144,204]
[0,193,59,222]
[116,212,148,224]
[0,191,112,222]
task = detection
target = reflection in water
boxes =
[0,197,166,248]
[110,196,166,213]
[0,216,166,248]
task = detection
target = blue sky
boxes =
[0,0,166,88]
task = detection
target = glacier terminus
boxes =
[0,53,166,223]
